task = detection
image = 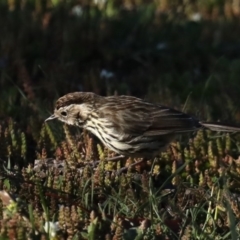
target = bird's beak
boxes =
[45,114,57,122]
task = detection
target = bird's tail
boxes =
[200,122,240,132]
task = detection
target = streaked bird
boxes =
[46,92,240,170]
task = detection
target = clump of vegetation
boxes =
[1,0,240,239]
[0,121,240,239]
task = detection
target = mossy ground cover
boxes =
[1,0,240,239]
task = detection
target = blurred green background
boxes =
[2,2,240,238]
[1,0,240,130]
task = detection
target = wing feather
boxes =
[98,96,201,137]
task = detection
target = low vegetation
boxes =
[1,0,240,239]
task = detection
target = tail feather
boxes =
[200,122,240,132]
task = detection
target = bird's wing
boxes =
[99,96,201,137]
[144,105,201,136]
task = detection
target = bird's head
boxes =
[45,92,101,127]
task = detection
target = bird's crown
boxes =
[55,92,97,109]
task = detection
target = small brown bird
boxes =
[45,92,240,167]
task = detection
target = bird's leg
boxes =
[116,158,145,174]
[106,155,125,162]
[85,155,125,167]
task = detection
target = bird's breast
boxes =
[84,117,171,156]
[84,118,131,154]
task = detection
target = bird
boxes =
[45,92,240,171]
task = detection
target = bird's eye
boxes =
[61,111,67,116]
